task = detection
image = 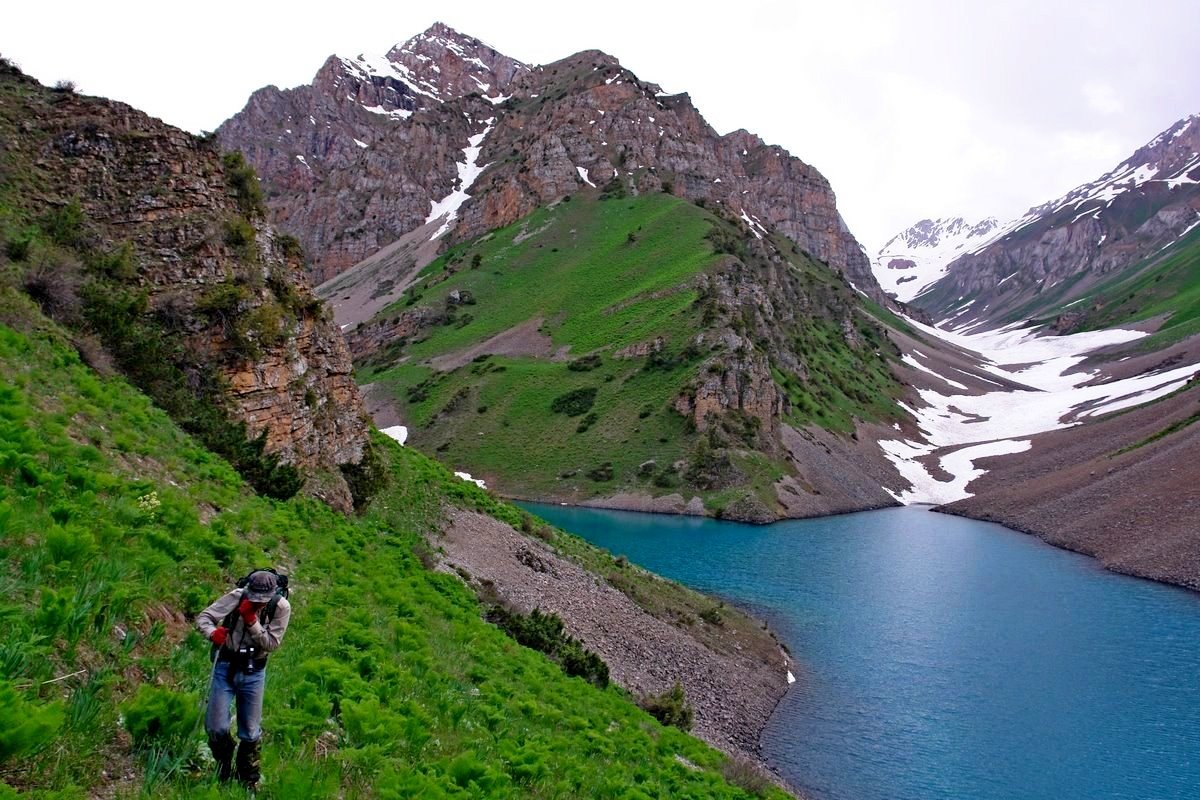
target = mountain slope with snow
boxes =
[915,113,1200,328]
[219,22,882,299]
[873,216,1004,302]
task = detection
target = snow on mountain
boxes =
[338,22,529,113]
[872,216,1006,302]
[1016,113,1200,229]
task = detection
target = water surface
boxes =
[520,504,1200,800]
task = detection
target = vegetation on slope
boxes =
[0,315,787,798]
[356,192,901,515]
[1056,225,1200,347]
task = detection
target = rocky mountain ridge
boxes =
[915,113,1200,327]
[873,216,1003,302]
[218,22,883,300]
[0,60,371,508]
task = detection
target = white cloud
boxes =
[1083,81,1124,114]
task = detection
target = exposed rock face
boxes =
[219,23,883,300]
[916,114,1200,326]
[3,64,370,500]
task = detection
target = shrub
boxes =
[550,387,597,417]
[52,79,77,93]
[722,756,774,797]
[485,607,608,688]
[639,683,693,731]
[40,199,85,248]
[276,233,304,260]
[566,354,602,372]
[586,462,613,482]
[575,412,598,434]
[121,685,199,749]
[0,683,63,763]
[699,604,724,626]
[22,250,82,323]
[340,440,389,512]
[222,151,266,218]
[223,217,258,263]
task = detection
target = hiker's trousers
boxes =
[205,660,266,742]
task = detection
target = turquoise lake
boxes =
[519,503,1200,800]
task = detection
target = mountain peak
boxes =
[873,216,1006,302]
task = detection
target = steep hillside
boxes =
[347,190,907,521]
[0,59,370,510]
[873,216,1002,302]
[218,23,882,300]
[917,114,1200,327]
[1050,224,1200,344]
[0,317,792,798]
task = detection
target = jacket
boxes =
[196,588,291,655]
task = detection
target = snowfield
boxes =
[881,319,1199,504]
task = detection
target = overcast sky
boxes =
[5,0,1197,250]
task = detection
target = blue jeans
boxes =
[205,660,266,742]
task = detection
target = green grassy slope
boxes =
[357,193,901,513]
[1059,225,1200,346]
[0,317,785,799]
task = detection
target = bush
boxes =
[550,387,597,417]
[52,79,77,93]
[639,683,693,731]
[586,462,613,482]
[222,151,266,218]
[121,685,199,749]
[722,756,774,796]
[223,217,258,263]
[575,412,598,434]
[276,233,304,260]
[566,354,602,372]
[0,683,63,763]
[485,607,608,688]
[340,440,389,512]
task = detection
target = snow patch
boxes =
[576,166,595,187]
[455,471,486,489]
[425,118,495,239]
[879,319,1199,504]
[381,425,408,446]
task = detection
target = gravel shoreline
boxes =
[433,507,797,783]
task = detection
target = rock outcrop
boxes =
[2,62,370,505]
[218,23,883,300]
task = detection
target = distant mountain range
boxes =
[881,113,1200,328]
[873,216,1002,302]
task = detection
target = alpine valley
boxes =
[2,16,1200,800]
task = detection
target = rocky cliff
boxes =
[218,23,882,300]
[0,60,370,507]
[916,114,1200,327]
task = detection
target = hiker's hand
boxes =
[238,598,260,625]
[210,627,228,646]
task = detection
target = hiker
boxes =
[196,569,291,788]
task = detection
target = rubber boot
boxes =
[208,733,235,783]
[236,738,261,790]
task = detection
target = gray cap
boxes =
[242,570,278,603]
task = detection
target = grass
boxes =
[1066,226,1200,334]
[0,319,788,799]
[361,194,903,511]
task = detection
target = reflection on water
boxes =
[521,504,1200,800]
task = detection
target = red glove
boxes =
[210,627,228,646]
[238,598,261,626]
